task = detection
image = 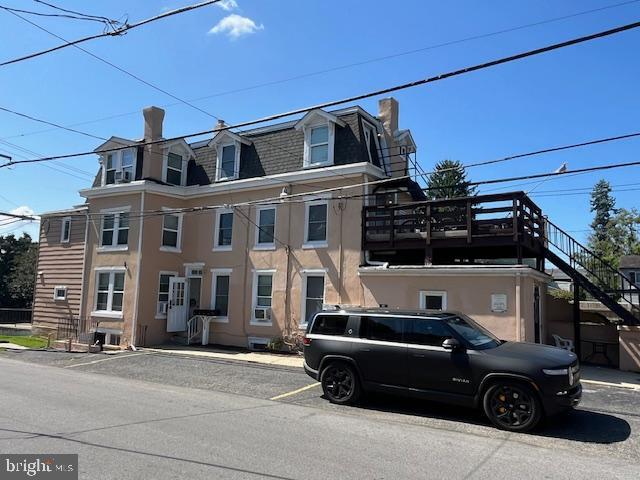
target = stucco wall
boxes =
[618,326,640,372]
[359,268,547,342]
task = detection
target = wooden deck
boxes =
[362,191,545,264]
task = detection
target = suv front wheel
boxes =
[320,362,361,405]
[483,381,542,432]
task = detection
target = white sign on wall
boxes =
[491,294,508,313]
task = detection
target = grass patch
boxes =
[0,335,48,349]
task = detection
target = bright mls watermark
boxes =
[1,455,77,479]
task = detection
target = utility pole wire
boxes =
[32,0,122,25]
[0,0,222,67]
[2,19,639,169]
[0,211,38,221]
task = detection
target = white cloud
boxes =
[0,206,39,238]
[208,14,263,39]
[217,0,238,11]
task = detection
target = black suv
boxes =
[303,308,581,432]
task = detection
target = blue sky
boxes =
[0,0,639,242]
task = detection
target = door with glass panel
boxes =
[167,277,187,332]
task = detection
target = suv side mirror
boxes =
[442,338,462,351]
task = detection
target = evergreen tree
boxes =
[425,159,477,200]
[589,179,616,244]
[0,233,38,308]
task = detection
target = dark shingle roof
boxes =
[620,255,640,269]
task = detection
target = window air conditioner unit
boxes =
[114,171,123,183]
[254,307,271,321]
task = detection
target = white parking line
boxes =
[64,352,149,368]
[270,382,321,400]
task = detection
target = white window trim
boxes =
[60,217,72,243]
[91,267,126,319]
[101,148,137,186]
[156,270,178,319]
[303,122,336,168]
[160,207,184,252]
[213,208,234,251]
[162,147,188,187]
[97,206,131,252]
[251,269,276,326]
[53,285,67,301]
[215,141,241,182]
[303,198,329,249]
[419,290,448,311]
[94,327,124,346]
[254,206,277,250]
[210,268,233,323]
[362,119,382,165]
[184,262,205,278]
[300,269,327,328]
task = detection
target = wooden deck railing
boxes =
[362,191,544,250]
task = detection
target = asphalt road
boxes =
[1,350,639,479]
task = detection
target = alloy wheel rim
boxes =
[325,367,353,400]
[489,386,534,427]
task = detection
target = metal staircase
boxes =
[542,218,640,325]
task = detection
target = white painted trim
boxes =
[80,162,386,200]
[209,129,252,147]
[303,198,329,248]
[254,205,277,249]
[210,268,233,323]
[213,208,234,251]
[362,119,382,166]
[90,311,124,320]
[251,269,275,326]
[247,336,270,349]
[94,266,127,272]
[294,109,346,130]
[358,265,550,282]
[53,285,67,301]
[98,206,131,250]
[160,207,183,251]
[419,290,447,311]
[93,268,126,318]
[60,216,72,243]
[300,271,326,329]
[215,140,241,182]
[302,122,335,168]
[162,143,189,187]
[99,146,137,186]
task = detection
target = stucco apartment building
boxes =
[31,98,573,351]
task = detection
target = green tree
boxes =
[0,233,38,308]
[589,179,616,246]
[425,159,477,200]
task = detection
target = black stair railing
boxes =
[543,218,640,321]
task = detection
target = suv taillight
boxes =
[302,335,311,346]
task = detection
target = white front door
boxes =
[167,277,187,332]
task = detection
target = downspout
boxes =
[284,188,293,333]
[241,205,250,338]
[515,274,522,342]
[78,210,90,323]
[131,190,145,350]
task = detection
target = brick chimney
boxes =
[378,97,399,137]
[142,106,165,179]
[214,119,226,132]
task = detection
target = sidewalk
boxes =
[581,365,640,390]
[143,345,304,368]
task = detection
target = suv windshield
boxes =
[443,314,501,350]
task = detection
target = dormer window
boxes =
[295,109,345,169]
[104,148,135,185]
[166,153,183,186]
[209,130,250,182]
[162,140,194,187]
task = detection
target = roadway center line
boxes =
[270,382,321,400]
[64,352,149,368]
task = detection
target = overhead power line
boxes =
[31,0,123,28]
[3,19,640,170]
[5,0,638,141]
[0,211,38,221]
[0,0,222,67]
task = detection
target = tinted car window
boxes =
[361,316,403,342]
[310,315,349,335]
[407,318,452,346]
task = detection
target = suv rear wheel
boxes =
[320,362,361,405]
[483,382,542,432]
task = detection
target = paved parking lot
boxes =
[3,347,639,466]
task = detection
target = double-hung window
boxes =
[60,217,71,243]
[220,144,236,180]
[255,207,276,249]
[165,152,183,186]
[304,200,328,247]
[214,209,233,251]
[156,272,176,317]
[93,270,125,318]
[161,211,183,251]
[309,125,329,165]
[252,270,274,324]
[100,211,129,249]
[104,148,135,185]
[211,269,232,321]
[301,273,325,327]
